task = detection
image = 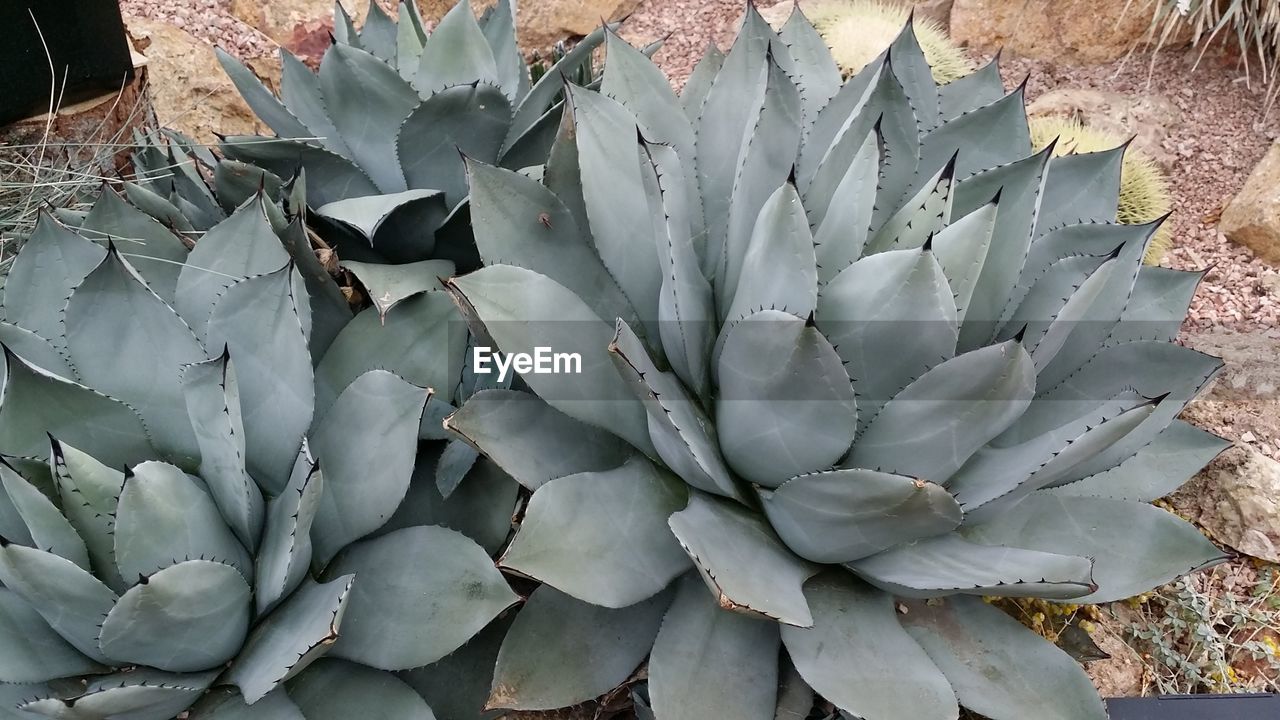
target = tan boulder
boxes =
[229,0,380,65]
[1174,445,1280,564]
[126,18,276,145]
[1170,331,1280,564]
[1220,141,1280,265]
[950,0,1181,64]
[1027,88,1182,170]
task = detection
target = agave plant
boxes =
[0,192,520,719]
[442,4,1229,718]
[212,0,641,269]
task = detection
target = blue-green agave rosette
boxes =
[441,4,1230,719]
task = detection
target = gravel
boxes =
[119,0,275,58]
[120,0,1279,333]
[997,47,1280,335]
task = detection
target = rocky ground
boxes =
[114,0,1280,702]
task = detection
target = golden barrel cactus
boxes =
[1030,115,1174,264]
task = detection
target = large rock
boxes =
[1171,331,1280,564]
[1175,446,1280,564]
[1180,330,1280,462]
[126,18,273,144]
[950,0,1180,64]
[1220,141,1280,265]
[230,0,376,65]
[1027,88,1182,170]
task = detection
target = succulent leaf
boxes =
[317,190,448,263]
[643,141,715,398]
[3,214,105,352]
[714,312,857,486]
[433,438,479,499]
[811,127,878,282]
[0,541,117,664]
[335,258,454,322]
[781,573,957,720]
[381,451,518,556]
[464,157,640,331]
[319,44,417,194]
[324,525,517,670]
[98,559,252,672]
[217,49,313,142]
[487,585,671,711]
[718,59,803,312]
[918,86,1030,182]
[775,7,843,124]
[49,441,127,591]
[447,265,654,455]
[443,389,633,490]
[724,183,818,323]
[1035,147,1124,236]
[180,354,264,552]
[0,350,152,469]
[221,138,379,208]
[0,588,104,683]
[18,668,219,720]
[225,575,354,704]
[124,180,198,234]
[254,447,323,617]
[0,322,73,378]
[963,493,1228,603]
[667,492,814,626]
[479,0,527,101]
[648,573,780,720]
[845,340,1035,483]
[680,43,725,121]
[609,319,743,502]
[358,1,399,65]
[309,370,429,568]
[0,461,90,571]
[950,148,1052,350]
[399,84,511,207]
[900,596,1108,720]
[175,199,290,340]
[948,397,1156,518]
[847,533,1096,600]
[817,246,957,422]
[571,87,665,340]
[416,0,499,95]
[79,189,189,304]
[64,248,206,466]
[1047,420,1229,502]
[938,55,1004,122]
[500,456,690,608]
[205,264,314,494]
[279,51,353,158]
[760,469,962,564]
[113,460,252,581]
[287,658,437,719]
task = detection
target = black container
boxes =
[1107,693,1280,719]
[0,0,134,126]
